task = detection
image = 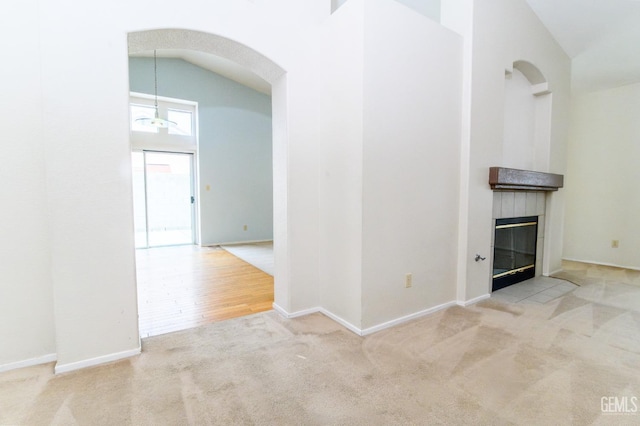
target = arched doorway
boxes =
[127,29,289,336]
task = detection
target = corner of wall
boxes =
[54,346,141,375]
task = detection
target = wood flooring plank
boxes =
[136,246,274,338]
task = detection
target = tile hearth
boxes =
[491,275,576,304]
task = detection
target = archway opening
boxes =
[127,29,288,337]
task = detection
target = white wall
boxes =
[564,83,640,270]
[38,1,141,369]
[1,0,576,372]
[333,0,441,21]
[0,0,56,369]
[440,0,474,302]
[394,0,441,21]
[317,0,365,327]
[503,69,536,170]
[0,0,330,372]
[361,0,461,328]
[129,58,273,245]
[317,0,462,331]
[442,0,571,301]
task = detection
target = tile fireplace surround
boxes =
[492,191,546,277]
[489,167,564,287]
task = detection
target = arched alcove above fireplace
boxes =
[503,60,552,172]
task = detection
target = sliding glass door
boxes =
[132,151,195,248]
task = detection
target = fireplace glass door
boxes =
[492,216,538,291]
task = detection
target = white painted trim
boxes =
[457,294,490,307]
[272,303,320,319]
[207,239,274,246]
[274,301,479,337]
[561,258,640,272]
[130,91,198,106]
[318,308,363,336]
[360,301,458,336]
[0,353,57,374]
[54,346,141,375]
[271,304,363,334]
[531,82,550,96]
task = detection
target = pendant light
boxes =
[135,50,176,128]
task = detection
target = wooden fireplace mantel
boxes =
[489,167,564,192]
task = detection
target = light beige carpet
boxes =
[2,261,640,425]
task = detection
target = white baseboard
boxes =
[273,301,461,337]
[457,294,490,307]
[0,353,57,374]
[204,239,273,247]
[360,301,458,336]
[318,308,363,336]
[272,303,363,334]
[562,257,640,272]
[272,303,321,319]
[54,346,141,375]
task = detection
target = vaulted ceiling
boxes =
[526,0,640,94]
[131,1,640,96]
[129,49,272,95]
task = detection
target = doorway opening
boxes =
[129,92,199,248]
[132,151,195,248]
[128,29,285,338]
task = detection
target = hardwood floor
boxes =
[136,245,274,338]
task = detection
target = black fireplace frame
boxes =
[492,215,538,292]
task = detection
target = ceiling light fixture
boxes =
[135,49,176,128]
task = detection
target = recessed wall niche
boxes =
[502,60,552,172]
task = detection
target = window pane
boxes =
[168,109,193,136]
[130,104,158,133]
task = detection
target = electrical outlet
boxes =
[612,240,619,248]
[405,273,412,288]
[243,225,248,231]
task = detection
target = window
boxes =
[130,104,158,133]
[129,93,197,152]
[168,109,193,136]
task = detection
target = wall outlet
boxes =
[243,225,248,231]
[405,273,412,288]
[611,240,619,248]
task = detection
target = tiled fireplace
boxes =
[489,167,563,292]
